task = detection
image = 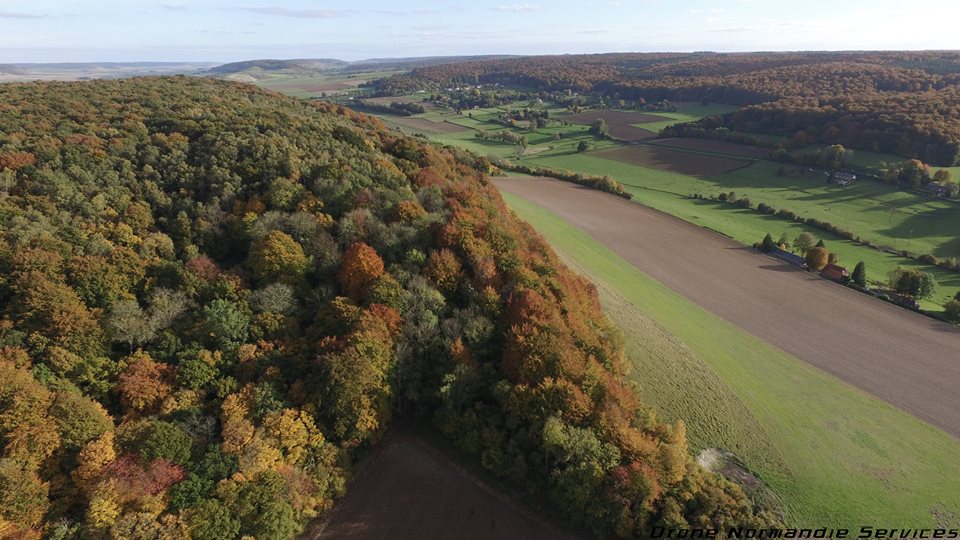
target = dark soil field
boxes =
[562,110,660,141]
[494,178,960,438]
[649,137,771,159]
[389,117,470,134]
[594,145,752,175]
[308,431,578,540]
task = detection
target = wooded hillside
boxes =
[0,77,771,538]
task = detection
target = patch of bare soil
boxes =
[594,145,751,176]
[307,431,579,540]
[562,110,661,141]
[390,117,469,134]
[649,137,770,160]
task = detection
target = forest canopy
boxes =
[0,77,771,539]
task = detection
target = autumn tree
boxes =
[249,230,309,284]
[804,247,829,271]
[424,249,463,294]
[338,242,384,300]
[117,352,175,415]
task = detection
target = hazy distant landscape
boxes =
[2,1,959,538]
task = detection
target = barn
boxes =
[820,263,849,282]
[771,248,805,267]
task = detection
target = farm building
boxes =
[832,171,857,186]
[820,264,849,282]
[771,248,806,267]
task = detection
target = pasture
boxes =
[629,103,739,132]
[523,152,960,308]
[499,188,960,528]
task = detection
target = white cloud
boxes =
[493,5,542,12]
[0,10,45,19]
[238,7,345,18]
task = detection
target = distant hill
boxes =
[0,62,216,81]
[206,58,349,74]
[207,55,520,76]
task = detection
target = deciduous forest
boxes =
[0,78,773,539]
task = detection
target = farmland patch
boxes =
[594,145,752,176]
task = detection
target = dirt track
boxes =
[310,431,578,540]
[495,178,960,438]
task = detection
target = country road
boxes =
[495,177,960,438]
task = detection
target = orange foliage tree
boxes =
[338,242,384,300]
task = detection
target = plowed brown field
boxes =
[389,117,469,134]
[494,177,960,438]
[309,432,578,540]
[595,145,751,175]
[649,137,770,160]
[562,110,659,141]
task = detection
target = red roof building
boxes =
[820,263,848,282]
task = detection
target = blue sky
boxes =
[2,0,959,63]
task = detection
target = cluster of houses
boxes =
[770,248,849,283]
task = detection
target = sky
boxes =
[2,0,960,63]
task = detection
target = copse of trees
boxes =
[474,129,527,146]
[0,77,772,538]
[889,267,938,299]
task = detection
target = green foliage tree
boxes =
[944,299,960,322]
[889,267,938,299]
[852,261,867,287]
[794,232,817,255]
[203,299,250,348]
[231,472,299,540]
[138,420,193,465]
[49,391,113,450]
[188,499,240,540]
[589,118,609,138]
[760,233,776,252]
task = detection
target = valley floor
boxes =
[497,179,960,527]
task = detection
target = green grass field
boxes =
[501,191,960,528]
[250,69,404,98]
[633,104,740,132]
[523,152,960,309]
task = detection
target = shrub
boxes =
[944,299,960,322]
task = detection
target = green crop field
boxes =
[522,151,960,309]
[501,191,960,528]
[633,103,739,132]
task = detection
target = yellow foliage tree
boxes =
[248,230,309,284]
